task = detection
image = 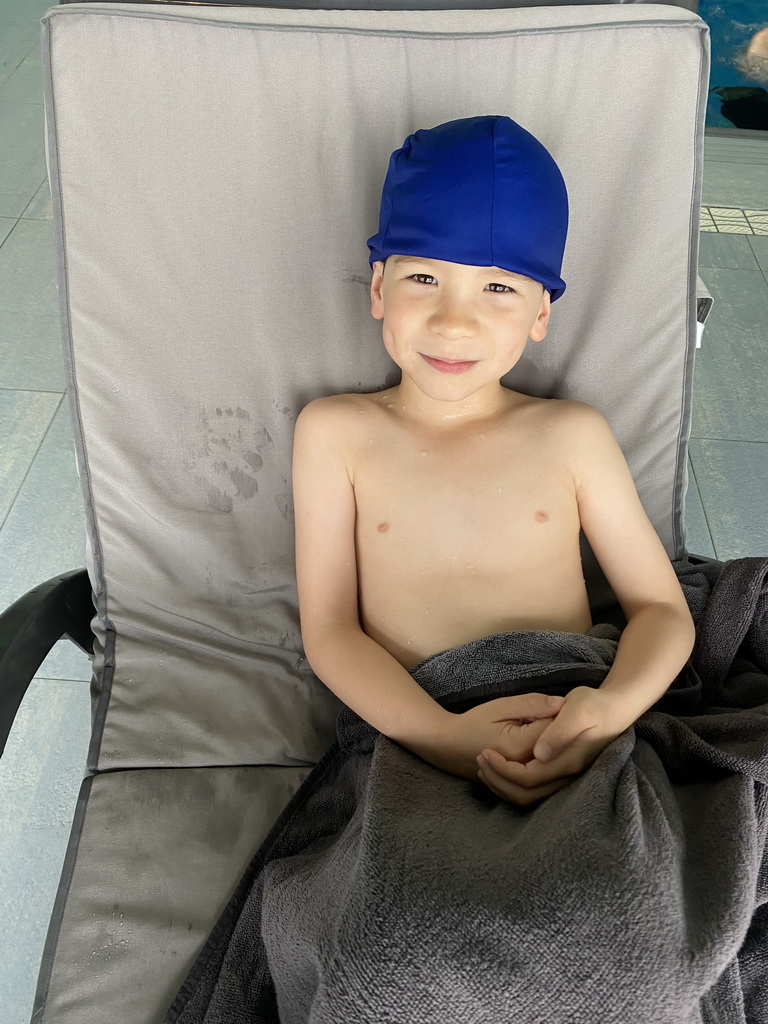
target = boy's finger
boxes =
[534,740,553,763]
[478,757,574,807]
[525,693,566,718]
[481,749,551,776]
[532,721,560,762]
[482,747,576,788]
[532,704,593,761]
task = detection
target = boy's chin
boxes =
[403,369,504,398]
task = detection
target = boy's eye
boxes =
[408,273,514,294]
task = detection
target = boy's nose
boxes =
[429,309,479,337]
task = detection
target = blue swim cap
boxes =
[367,115,568,302]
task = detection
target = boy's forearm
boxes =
[598,601,696,726]
[303,624,455,757]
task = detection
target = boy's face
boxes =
[369,255,550,414]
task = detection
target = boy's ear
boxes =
[370,260,385,320]
[529,288,551,343]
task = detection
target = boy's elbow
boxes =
[669,597,696,635]
[302,621,362,665]
[640,599,697,647]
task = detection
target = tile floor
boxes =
[1,0,768,1020]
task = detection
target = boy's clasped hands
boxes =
[447,688,632,807]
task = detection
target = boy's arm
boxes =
[305,623,457,763]
[291,398,454,765]
[568,402,696,724]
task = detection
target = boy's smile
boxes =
[370,254,551,431]
[420,354,478,374]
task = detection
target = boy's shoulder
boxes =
[296,393,356,423]
[300,392,361,413]
[300,392,606,438]
[310,391,597,411]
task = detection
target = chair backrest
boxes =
[58,0,700,11]
[41,0,710,772]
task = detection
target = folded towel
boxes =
[166,557,768,1024]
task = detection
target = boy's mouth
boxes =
[421,354,478,374]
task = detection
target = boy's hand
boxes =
[477,686,631,807]
[435,693,567,785]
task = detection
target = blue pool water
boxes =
[700,0,768,128]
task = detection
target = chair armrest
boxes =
[0,569,94,758]
[695,274,714,351]
[684,552,724,567]
[696,275,713,326]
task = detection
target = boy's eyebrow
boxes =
[391,255,532,283]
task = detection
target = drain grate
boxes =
[700,207,768,234]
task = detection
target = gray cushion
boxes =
[34,766,311,1022]
[42,0,709,773]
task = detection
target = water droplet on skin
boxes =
[497,488,502,493]
[465,564,474,569]
[420,450,428,457]
[387,403,395,409]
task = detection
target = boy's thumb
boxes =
[534,740,553,762]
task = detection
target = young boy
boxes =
[292,115,696,806]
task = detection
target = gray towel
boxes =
[166,557,768,1024]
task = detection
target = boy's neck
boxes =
[385,376,520,435]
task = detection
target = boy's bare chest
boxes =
[346,399,581,577]
[341,394,591,667]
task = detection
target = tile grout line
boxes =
[0,215,22,252]
[0,176,48,248]
[30,678,92,686]
[687,454,719,562]
[689,437,768,445]
[0,385,65,396]
[747,238,768,295]
[0,392,65,535]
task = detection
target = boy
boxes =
[292,115,696,807]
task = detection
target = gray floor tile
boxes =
[0,216,57,314]
[0,387,59,524]
[690,266,768,443]
[0,18,41,90]
[698,232,760,271]
[683,455,716,560]
[0,214,15,245]
[748,235,768,278]
[0,675,91,1024]
[0,394,90,681]
[0,54,42,103]
[689,439,768,560]
[702,135,768,209]
[0,309,66,391]
[22,176,52,220]
[0,101,45,219]
[0,0,53,23]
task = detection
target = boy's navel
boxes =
[377,522,390,533]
